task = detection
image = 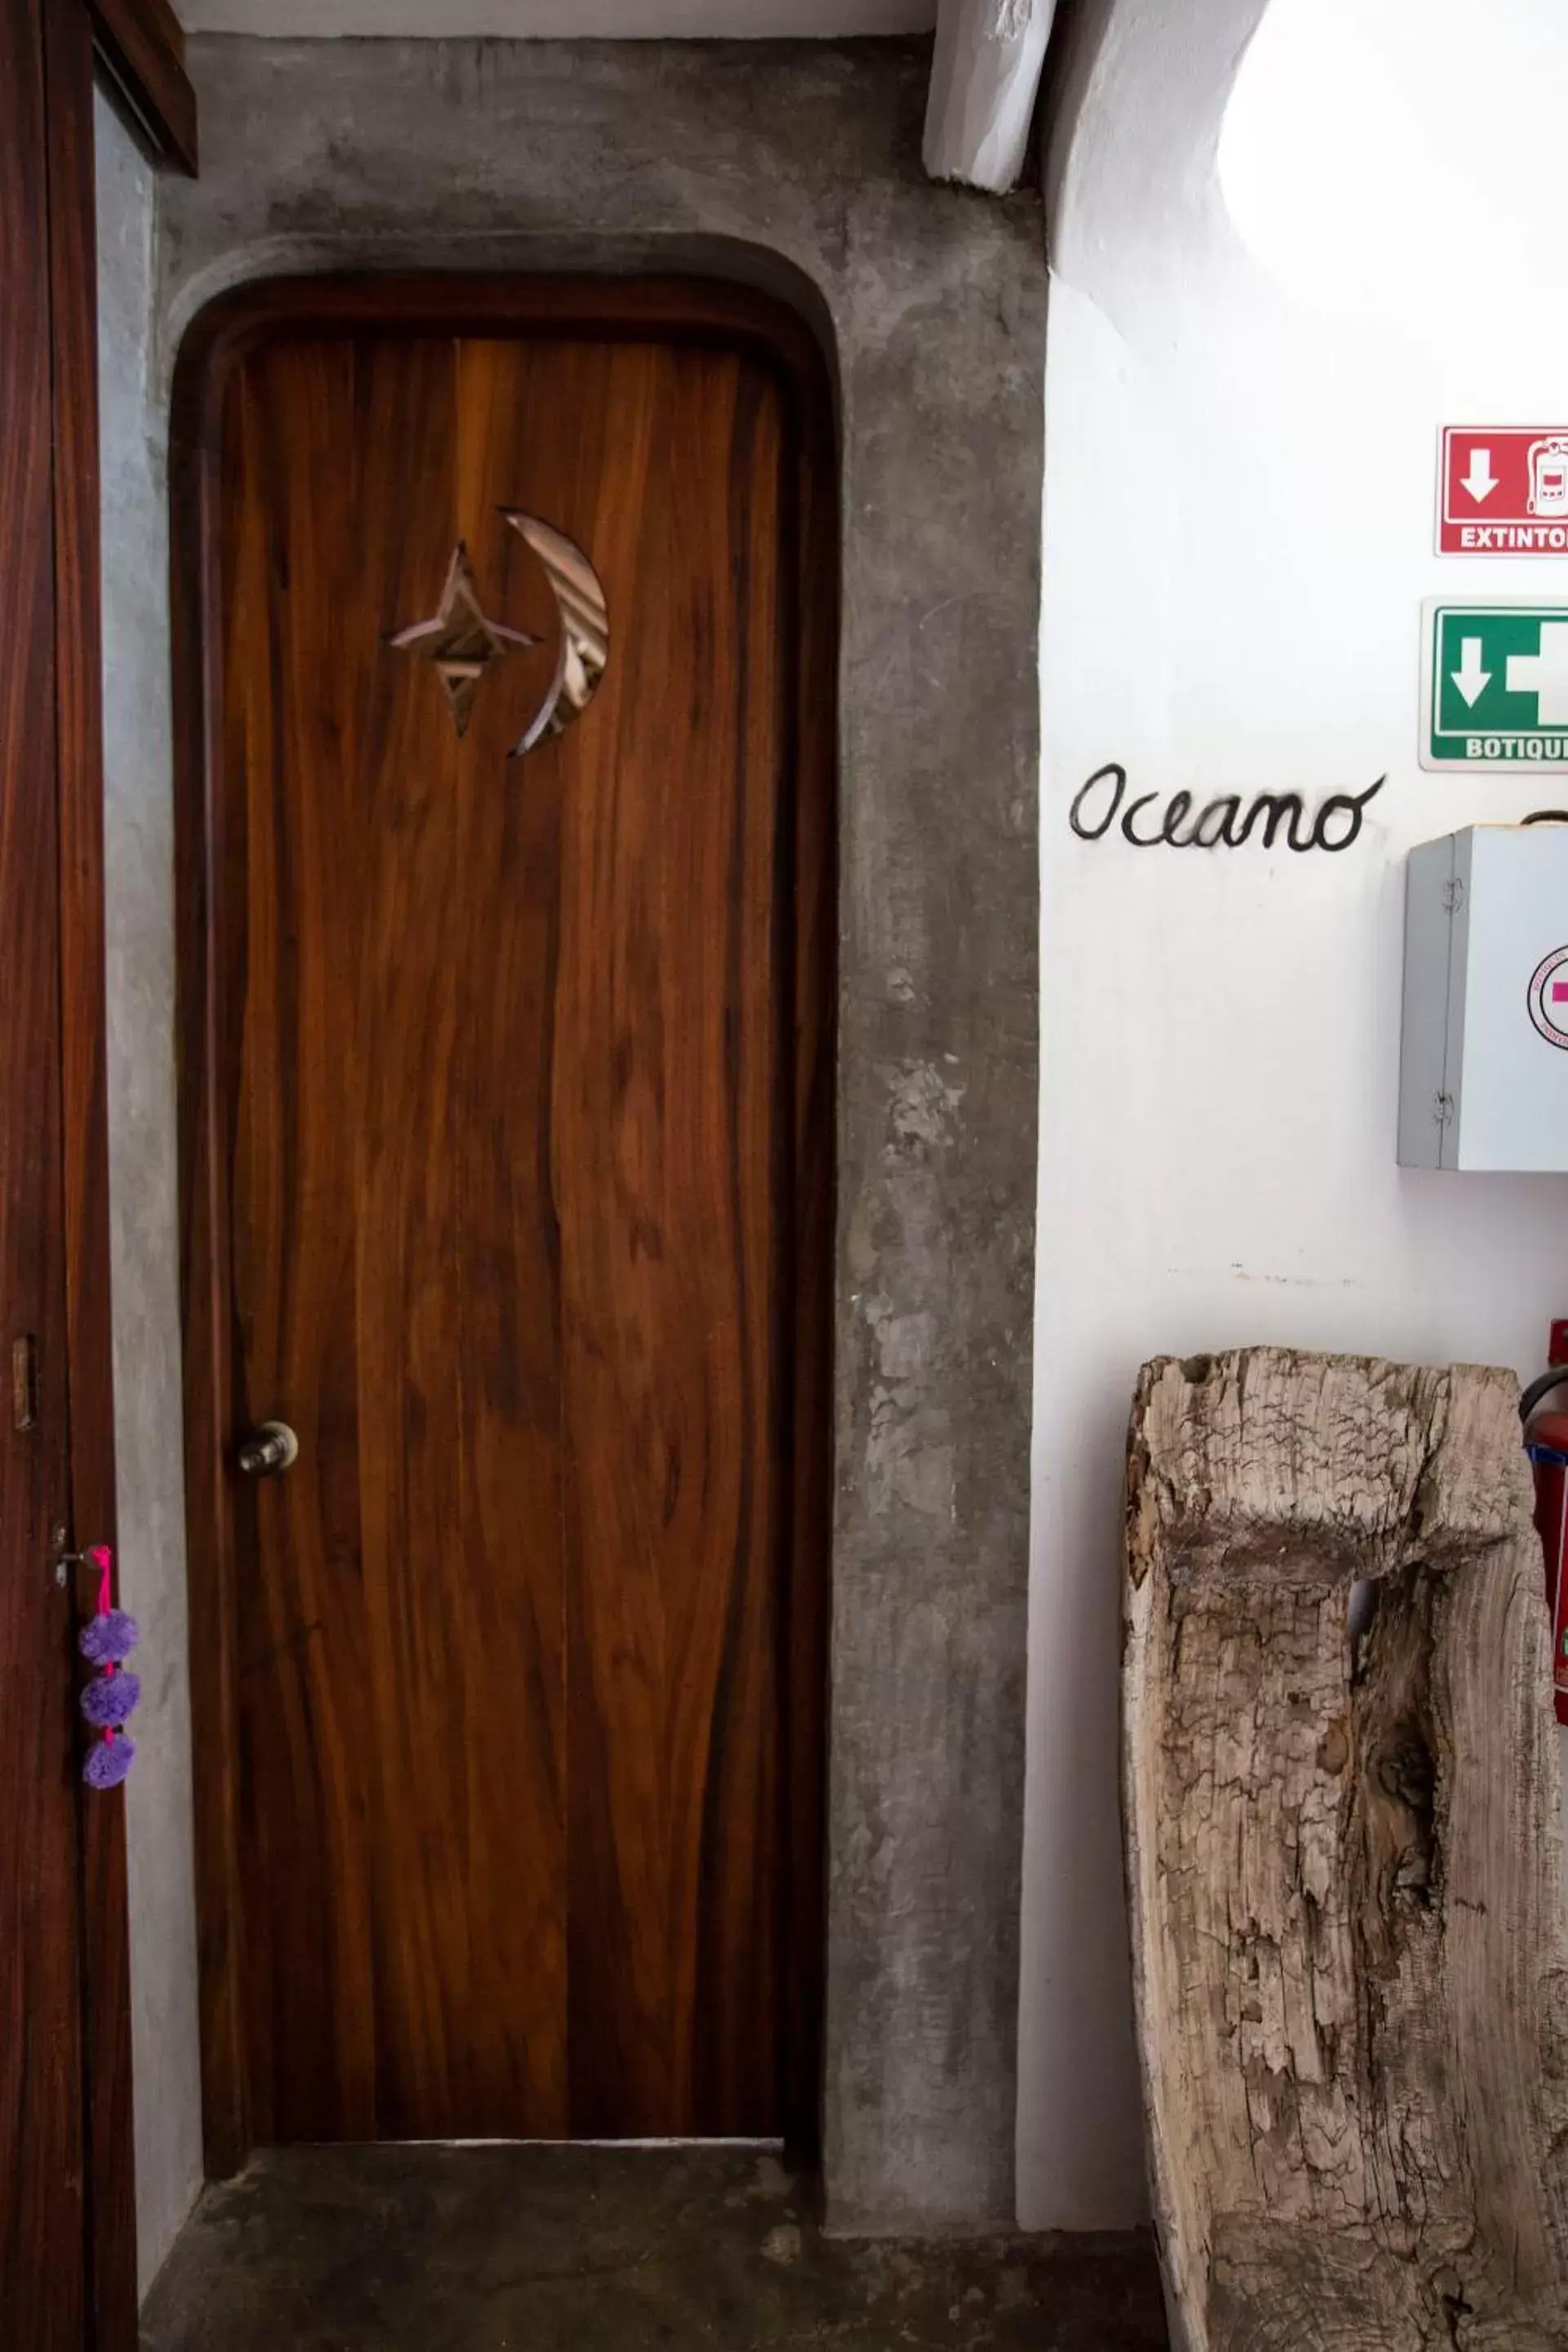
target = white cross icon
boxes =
[1506,621,1568,724]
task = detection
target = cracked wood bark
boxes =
[1124,1348,1568,2352]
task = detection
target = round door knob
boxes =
[237,1420,299,1477]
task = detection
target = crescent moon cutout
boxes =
[498,509,611,759]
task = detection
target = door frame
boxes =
[170,272,839,2176]
[20,1,189,2341]
[1,0,189,2337]
[42,12,138,2338]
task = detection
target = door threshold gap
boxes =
[378,2136,785,2152]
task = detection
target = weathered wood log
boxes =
[1123,1348,1568,2352]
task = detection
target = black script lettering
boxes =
[1160,790,1197,844]
[1120,793,1165,846]
[1311,773,1385,851]
[1069,764,1384,853]
[1232,791,1310,851]
[1192,795,1241,847]
[1068,763,1126,840]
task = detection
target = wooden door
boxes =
[178,283,835,2160]
[2,2,140,2345]
[0,1,85,2336]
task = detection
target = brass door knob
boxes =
[237,1420,299,1477]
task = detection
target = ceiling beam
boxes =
[923,0,1054,192]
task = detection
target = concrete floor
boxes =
[139,2146,1169,2351]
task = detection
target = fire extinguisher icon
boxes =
[1528,435,1568,518]
[1520,1325,1568,1729]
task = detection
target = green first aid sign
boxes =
[1423,602,1568,769]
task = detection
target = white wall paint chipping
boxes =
[1021,0,1568,2231]
[178,2,936,35]
[95,86,205,2295]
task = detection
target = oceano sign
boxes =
[1068,765,1387,854]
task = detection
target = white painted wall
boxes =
[96,87,204,2295]
[1020,0,1568,2231]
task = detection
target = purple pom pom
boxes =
[81,1669,140,1728]
[79,1609,139,1666]
[82,1733,136,1790]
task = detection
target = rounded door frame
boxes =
[169,273,838,2175]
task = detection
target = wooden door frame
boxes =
[40,13,139,2339]
[87,0,196,175]
[171,273,839,2176]
[18,0,192,2341]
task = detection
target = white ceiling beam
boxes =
[922,0,1055,192]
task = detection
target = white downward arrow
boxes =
[1453,636,1491,706]
[1461,447,1498,502]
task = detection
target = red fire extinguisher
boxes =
[1521,1320,1568,1730]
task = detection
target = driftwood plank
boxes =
[1124,1348,1568,2352]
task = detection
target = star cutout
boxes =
[385,543,540,737]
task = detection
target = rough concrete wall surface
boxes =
[95,85,206,2292]
[144,37,1044,2232]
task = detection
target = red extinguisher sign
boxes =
[1521,1322,1568,1729]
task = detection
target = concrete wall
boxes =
[95,87,205,2292]
[105,35,1045,2243]
[1020,0,1568,2232]
[182,2,937,29]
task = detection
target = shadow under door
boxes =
[177,281,834,2163]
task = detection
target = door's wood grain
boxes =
[448,337,576,2137]
[41,0,138,2333]
[0,1,86,2339]
[219,334,570,2143]
[550,343,786,2135]
[223,337,395,2143]
[177,279,835,2159]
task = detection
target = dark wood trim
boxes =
[169,271,838,390]
[89,0,195,176]
[42,2,138,2341]
[171,273,838,2175]
[169,271,248,2178]
[780,320,838,2170]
